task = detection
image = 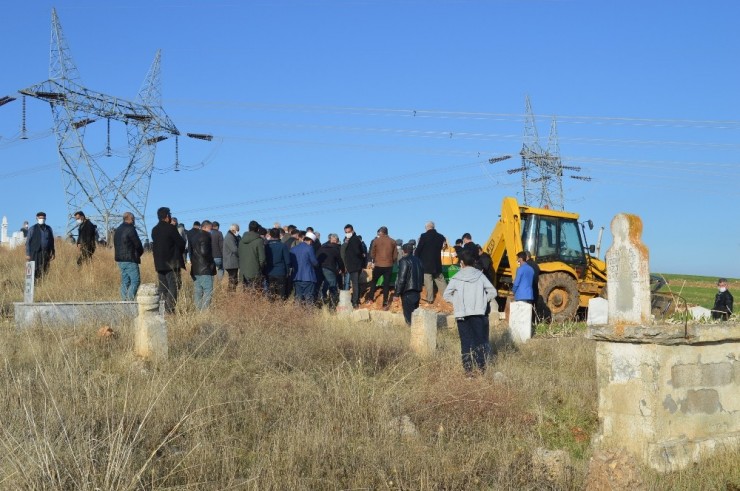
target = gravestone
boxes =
[509,301,533,345]
[688,306,711,321]
[605,214,651,325]
[587,297,609,326]
[336,290,353,317]
[410,308,437,356]
[134,283,168,362]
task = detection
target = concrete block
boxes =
[14,301,138,329]
[508,301,532,345]
[410,309,437,356]
[689,306,711,321]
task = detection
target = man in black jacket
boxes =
[712,278,734,321]
[343,224,365,308]
[415,221,447,303]
[151,207,186,313]
[191,220,217,310]
[74,211,97,266]
[114,212,144,300]
[25,211,55,281]
[396,243,424,325]
[317,233,344,308]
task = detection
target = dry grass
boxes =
[0,242,737,489]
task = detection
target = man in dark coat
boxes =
[151,207,186,313]
[415,221,447,303]
[290,232,319,304]
[316,233,344,307]
[25,211,55,281]
[211,221,225,281]
[113,211,144,300]
[74,211,97,266]
[238,220,266,290]
[190,220,217,310]
[343,224,365,308]
[265,228,291,299]
[712,278,734,321]
[395,243,424,325]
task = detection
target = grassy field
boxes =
[0,242,738,489]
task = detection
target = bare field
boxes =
[0,243,738,489]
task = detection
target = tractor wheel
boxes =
[539,272,579,322]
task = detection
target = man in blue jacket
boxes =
[512,251,535,303]
[291,232,319,304]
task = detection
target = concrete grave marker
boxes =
[509,301,533,345]
[587,297,609,326]
[410,309,437,356]
[336,290,353,317]
[24,261,35,303]
[605,214,651,325]
[134,283,168,362]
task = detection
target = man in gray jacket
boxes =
[443,249,497,375]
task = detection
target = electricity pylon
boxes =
[508,96,588,210]
[18,8,180,238]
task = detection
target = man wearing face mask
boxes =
[343,224,365,308]
[74,211,97,266]
[25,211,55,281]
[712,278,734,321]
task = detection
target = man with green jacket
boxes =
[239,220,266,291]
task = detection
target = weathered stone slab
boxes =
[351,309,370,322]
[508,301,532,345]
[587,322,740,345]
[14,301,138,329]
[587,297,609,326]
[336,290,353,317]
[606,214,651,325]
[410,308,437,356]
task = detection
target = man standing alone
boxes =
[152,207,186,313]
[113,212,144,300]
[25,211,55,281]
[74,211,97,266]
[415,221,447,303]
[395,243,424,325]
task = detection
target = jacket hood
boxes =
[453,266,484,283]
[242,231,262,244]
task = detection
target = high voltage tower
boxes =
[3,9,209,238]
[507,95,590,210]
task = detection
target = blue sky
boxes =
[1,1,738,277]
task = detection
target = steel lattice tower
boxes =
[510,96,587,210]
[19,9,179,238]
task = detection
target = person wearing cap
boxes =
[290,231,319,304]
[25,211,55,281]
[712,278,734,321]
[74,211,97,266]
[395,243,424,325]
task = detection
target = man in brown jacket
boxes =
[366,226,398,309]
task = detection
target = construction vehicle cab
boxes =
[483,197,607,322]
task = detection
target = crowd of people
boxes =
[20,207,735,375]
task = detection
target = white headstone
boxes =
[587,297,609,326]
[688,306,711,321]
[508,301,533,345]
[1,216,7,243]
[336,289,353,317]
[605,214,651,325]
[410,309,437,356]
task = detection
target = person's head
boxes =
[171,217,179,226]
[408,239,416,246]
[287,224,297,234]
[396,238,403,247]
[74,211,85,223]
[378,226,388,236]
[192,221,201,229]
[230,223,240,234]
[248,220,260,232]
[304,232,316,244]
[328,233,339,244]
[425,221,435,231]
[269,228,281,239]
[122,211,135,224]
[177,223,185,232]
[273,222,281,230]
[344,224,354,237]
[459,249,478,267]
[455,239,463,246]
[258,226,267,237]
[462,233,472,243]
[298,230,306,239]
[524,250,533,261]
[402,243,414,255]
[156,207,171,222]
[516,251,528,265]
[22,221,28,228]
[201,220,213,232]
[718,278,729,293]
[291,228,301,238]
[212,221,220,230]
[477,244,484,255]
[306,226,314,233]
